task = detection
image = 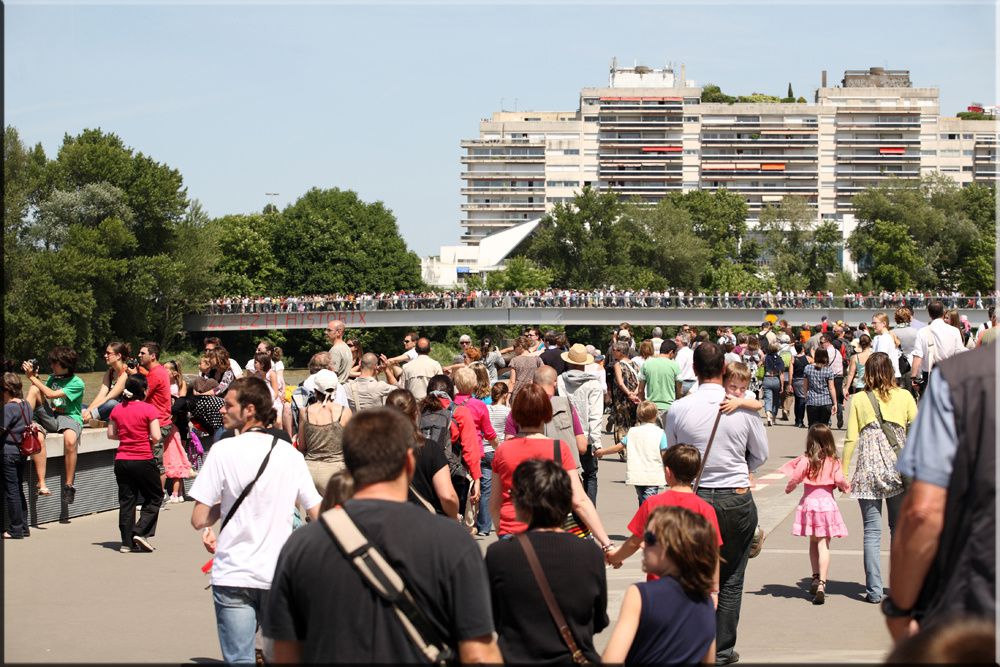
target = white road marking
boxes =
[760,472,785,480]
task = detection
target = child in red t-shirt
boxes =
[607,444,723,601]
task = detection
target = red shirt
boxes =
[627,489,724,581]
[437,397,482,480]
[144,364,173,426]
[110,400,159,460]
[491,437,577,536]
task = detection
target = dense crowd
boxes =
[2,302,995,664]
[204,289,999,314]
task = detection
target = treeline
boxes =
[493,177,995,297]
[4,126,423,370]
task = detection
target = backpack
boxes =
[544,397,578,450]
[420,403,462,477]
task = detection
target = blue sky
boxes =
[6,1,996,257]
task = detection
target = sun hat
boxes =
[561,343,595,366]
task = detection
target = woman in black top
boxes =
[791,342,811,428]
[3,373,31,538]
[485,458,608,664]
[384,389,459,519]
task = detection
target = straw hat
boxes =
[561,343,595,366]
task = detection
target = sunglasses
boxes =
[460,341,471,345]
[403,339,412,343]
[643,531,658,547]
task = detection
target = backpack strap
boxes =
[692,411,724,494]
[321,507,453,663]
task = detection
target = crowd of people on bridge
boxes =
[204,288,999,314]
[2,300,995,664]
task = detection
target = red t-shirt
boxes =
[144,364,173,426]
[627,489,724,581]
[110,400,159,460]
[491,437,577,536]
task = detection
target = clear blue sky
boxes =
[6,1,996,257]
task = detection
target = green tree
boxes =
[621,199,710,289]
[667,189,749,273]
[522,186,625,288]
[758,196,840,290]
[212,213,283,295]
[701,84,736,104]
[485,257,554,291]
[850,175,995,291]
[271,188,422,294]
[48,128,188,255]
[31,182,133,250]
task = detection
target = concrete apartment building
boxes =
[457,62,998,255]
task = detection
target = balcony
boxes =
[461,202,545,211]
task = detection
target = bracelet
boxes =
[601,542,615,552]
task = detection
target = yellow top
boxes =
[842,387,918,474]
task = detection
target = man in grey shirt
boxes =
[326,320,353,384]
[665,342,769,666]
[344,353,396,413]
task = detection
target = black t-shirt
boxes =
[485,531,608,664]
[540,348,568,376]
[265,498,494,663]
[409,440,450,515]
[764,353,785,376]
[792,355,809,379]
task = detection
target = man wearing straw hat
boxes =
[557,344,605,502]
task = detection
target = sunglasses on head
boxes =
[643,531,658,547]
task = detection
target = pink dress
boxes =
[779,455,849,538]
[163,430,192,479]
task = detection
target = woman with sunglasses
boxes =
[603,506,718,665]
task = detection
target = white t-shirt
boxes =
[189,431,322,589]
[245,358,285,373]
[871,332,901,378]
[675,346,696,381]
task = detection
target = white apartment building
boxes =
[459,63,998,253]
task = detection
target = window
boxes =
[684,116,699,122]
[963,134,974,139]
[963,166,974,172]
[584,116,598,122]
[563,149,580,155]
[940,149,960,157]
[963,150,974,156]
[940,133,959,140]
[921,149,937,156]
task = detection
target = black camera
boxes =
[27,359,39,372]
[126,357,139,369]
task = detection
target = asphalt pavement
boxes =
[4,405,896,663]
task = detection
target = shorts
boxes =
[33,404,82,441]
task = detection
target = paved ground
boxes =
[4,406,896,663]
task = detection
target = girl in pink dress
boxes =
[780,424,850,605]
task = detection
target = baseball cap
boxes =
[313,369,340,397]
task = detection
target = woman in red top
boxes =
[489,383,613,552]
[108,374,163,553]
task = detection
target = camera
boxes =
[126,357,139,369]
[27,359,39,373]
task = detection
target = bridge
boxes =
[183,307,990,331]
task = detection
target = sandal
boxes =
[809,573,820,596]
[812,579,826,605]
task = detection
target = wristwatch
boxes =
[880,596,914,618]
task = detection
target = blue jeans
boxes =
[212,585,269,664]
[858,495,903,602]
[475,450,494,534]
[697,488,757,662]
[95,399,119,421]
[634,485,663,506]
[580,451,598,507]
[762,376,781,417]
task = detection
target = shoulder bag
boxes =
[691,411,724,494]
[17,402,43,457]
[517,532,590,665]
[202,434,279,577]
[864,391,903,456]
[322,506,454,664]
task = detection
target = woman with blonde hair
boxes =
[842,351,917,604]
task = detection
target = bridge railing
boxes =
[201,293,996,315]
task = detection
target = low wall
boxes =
[3,429,194,529]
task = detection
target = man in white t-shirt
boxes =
[190,377,322,665]
[917,301,966,379]
[383,331,419,368]
[674,332,696,396]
